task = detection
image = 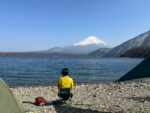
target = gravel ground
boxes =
[11,81,150,113]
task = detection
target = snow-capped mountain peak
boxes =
[74,36,106,46]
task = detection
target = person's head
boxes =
[61,68,69,76]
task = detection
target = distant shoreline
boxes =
[8,79,149,88]
[0,52,87,57]
[8,79,115,88]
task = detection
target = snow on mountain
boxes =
[74,36,106,46]
[46,36,107,54]
[63,36,107,54]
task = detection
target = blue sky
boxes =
[0,0,150,51]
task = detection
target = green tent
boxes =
[117,57,150,81]
[0,78,25,113]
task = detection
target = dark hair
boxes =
[62,68,69,76]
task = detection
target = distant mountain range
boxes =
[44,36,108,54]
[0,31,150,58]
[104,30,150,57]
[0,36,108,56]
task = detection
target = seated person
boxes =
[57,68,74,101]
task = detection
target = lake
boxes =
[0,56,142,87]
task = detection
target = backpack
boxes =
[35,97,46,106]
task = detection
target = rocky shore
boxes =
[11,81,150,113]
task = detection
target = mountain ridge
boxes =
[120,46,150,58]
[104,30,150,57]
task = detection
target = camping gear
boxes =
[58,88,71,101]
[0,78,25,113]
[117,57,150,81]
[35,97,46,106]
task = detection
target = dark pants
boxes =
[58,88,73,101]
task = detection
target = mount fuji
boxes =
[46,36,107,54]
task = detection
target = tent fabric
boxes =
[117,57,150,81]
[0,78,25,113]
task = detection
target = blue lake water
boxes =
[0,56,142,87]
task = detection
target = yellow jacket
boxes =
[57,75,74,89]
